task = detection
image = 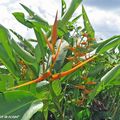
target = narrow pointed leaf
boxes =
[44,33,54,53]
[82,5,94,38]
[62,0,82,24]
[61,0,67,16]
[13,12,33,28]
[13,12,49,31]
[10,29,34,54]
[34,28,47,59]
[96,35,120,54]
[0,43,20,78]
[20,3,49,27]
[11,39,38,72]
[71,14,82,23]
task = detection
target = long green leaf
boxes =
[96,35,120,54]
[88,64,120,103]
[21,100,43,120]
[0,90,36,119]
[34,28,47,60]
[0,43,20,78]
[13,12,33,28]
[61,0,67,17]
[99,38,120,54]
[35,45,42,64]
[0,25,16,64]
[13,12,49,31]
[10,29,34,54]
[0,74,15,91]
[20,3,49,27]
[82,5,95,38]
[61,0,82,24]
[11,39,38,72]
[71,14,82,23]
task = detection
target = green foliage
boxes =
[62,0,82,24]
[0,25,16,63]
[88,64,120,103]
[96,35,120,54]
[34,28,47,60]
[10,29,35,54]
[61,0,67,16]
[0,0,120,120]
[0,91,37,119]
[82,5,95,38]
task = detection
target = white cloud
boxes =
[0,0,61,38]
[83,6,120,39]
[0,0,120,40]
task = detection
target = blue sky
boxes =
[0,0,120,39]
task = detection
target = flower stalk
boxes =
[8,55,97,90]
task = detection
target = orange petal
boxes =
[75,52,86,57]
[74,85,85,90]
[44,34,54,53]
[86,81,96,85]
[66,56,75,61]
[87,38,96,41]
[51,39,62,67]
[82,33,88,37]
[81,41,87,45]
[83,89,92,94]
[66,46,76,51]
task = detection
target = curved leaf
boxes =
[13,12,33,28]
[82,5,94,38]
[54,40,69,72]
[10,29,34,54]
[11,39,36,64]
[13,4,50,31]
[11,39,38,73]
[88,64,120,103]
[21,100,43,120]
[0,90,36,119]
[61,0,67,16]
[0,43,20,78]
[96,35,120,53]
[34,28,47,59]
[62,0,82,24]
[96,36,120,54]
[20,3,49,28]
[0,25,16,64]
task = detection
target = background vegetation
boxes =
[0,0,120,120]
